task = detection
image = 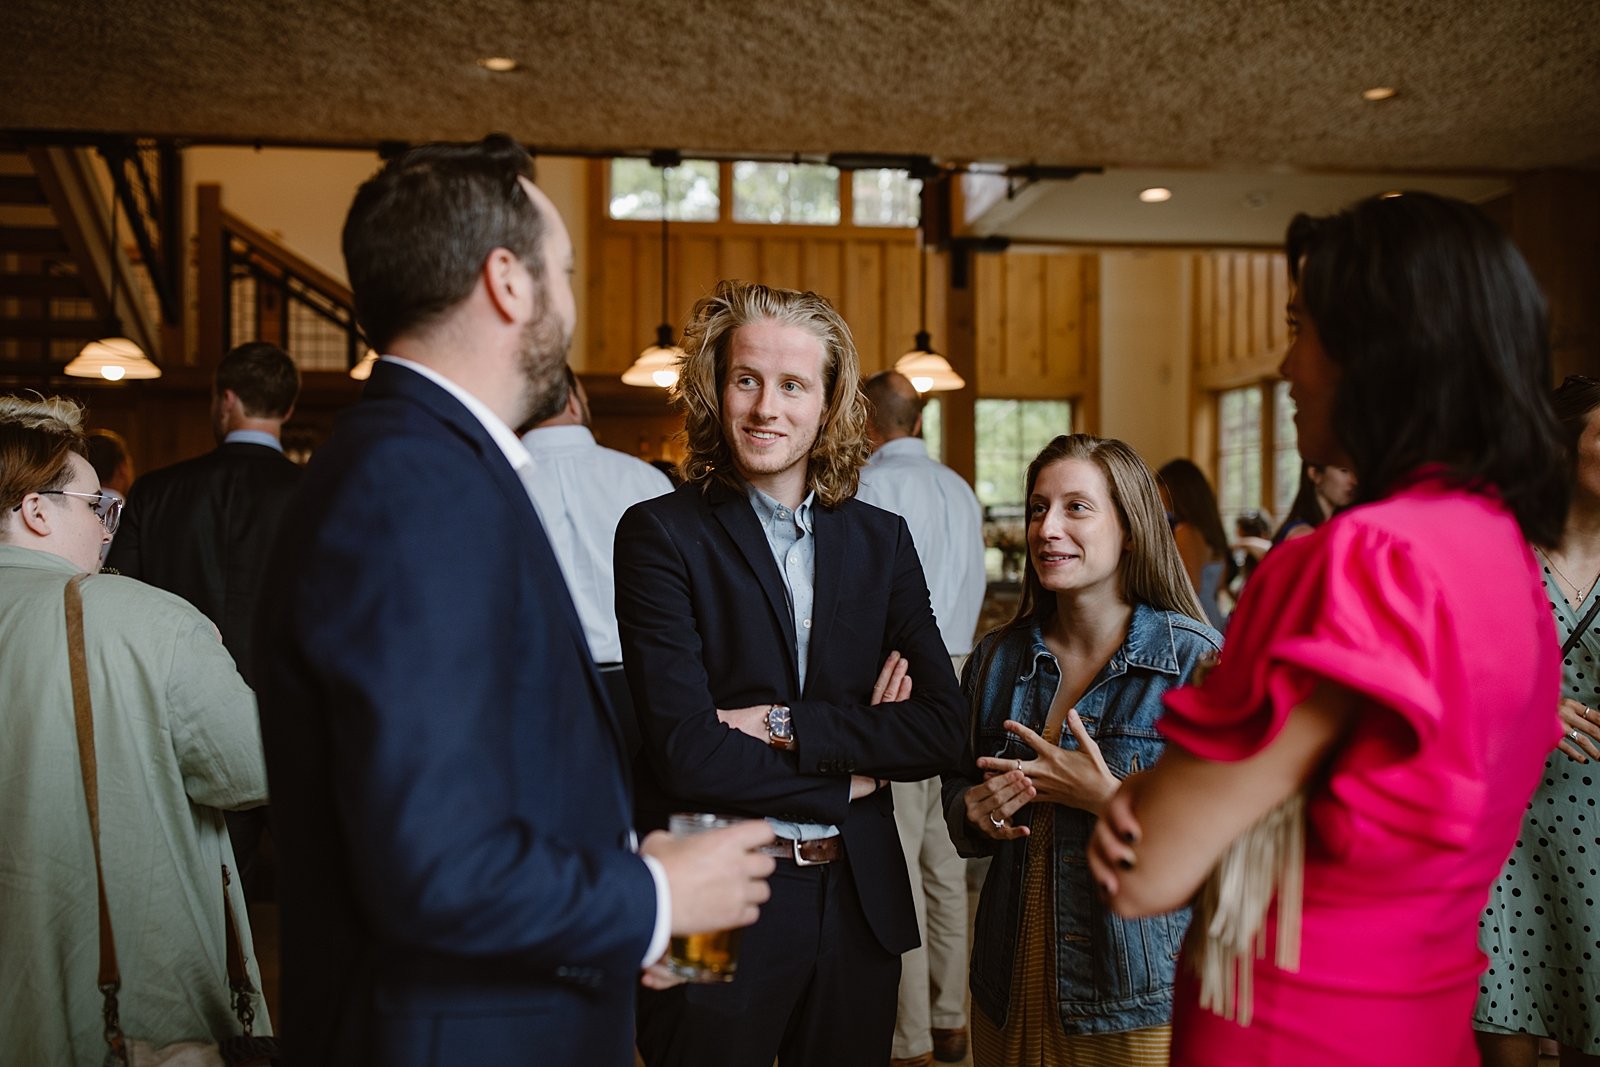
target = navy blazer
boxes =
[107,440,301,684]
[256,361,656,1067]
[615,478,967,956]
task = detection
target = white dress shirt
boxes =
[519,424,673,664]
[856,436,987,657]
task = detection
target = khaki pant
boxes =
[891,773,969,1059]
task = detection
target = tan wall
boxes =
[186,147,381,284]
[1097,251,1192,467]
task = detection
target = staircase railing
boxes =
[97,138,182,329]
[196,183,363,373]
[22,144,165,366]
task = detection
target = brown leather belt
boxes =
[758,835,842,865]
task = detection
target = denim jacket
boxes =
[940,602,1222,1035]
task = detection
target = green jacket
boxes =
[0,544,269,1064]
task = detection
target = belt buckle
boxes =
[792,838,823,866]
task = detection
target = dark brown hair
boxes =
[1286,192,1567,544]
[343,134,543,352]
[217,342,300,418]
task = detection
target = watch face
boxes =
[769,704,793,739]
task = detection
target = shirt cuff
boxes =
[639,853,672,968]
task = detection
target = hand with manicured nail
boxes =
[1087,771,1147,898]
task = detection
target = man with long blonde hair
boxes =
[617,280,968,1066]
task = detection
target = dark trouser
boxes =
[226,806,271,899]
[636,848,900,1067]
[597,663,640,769]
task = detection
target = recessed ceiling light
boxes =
[478,56,519,73]
[1138,187,1172,204]
[1362,86,1397,102]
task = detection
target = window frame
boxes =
[1212,377,1294,531]
[604,159,921,233]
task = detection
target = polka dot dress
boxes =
[1474,566,1600,1053]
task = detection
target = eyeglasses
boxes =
[11,489,123,534]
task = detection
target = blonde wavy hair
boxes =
[672,280,870,508]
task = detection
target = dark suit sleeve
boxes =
[788,515,968,781]
[616,503,852,825]
[296,439,657,967]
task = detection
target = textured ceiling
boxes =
[2,0,1597,174]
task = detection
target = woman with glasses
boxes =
[0,395,271,1064]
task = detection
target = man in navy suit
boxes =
[255,137,774,1067]
[618,281,968,1066]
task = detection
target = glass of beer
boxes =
[666,812,747,983]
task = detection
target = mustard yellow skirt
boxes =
[972,804,1171,1067]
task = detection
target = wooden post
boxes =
[943,246,977,485]
[195,183,224,369]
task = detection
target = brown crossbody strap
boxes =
[64,577,262,1061]
[64,575,128,1058]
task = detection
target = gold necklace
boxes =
[1539,547,1600,605]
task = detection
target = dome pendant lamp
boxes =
[894,225,963,394]
[65,172,161,381]
[622,162,684,389]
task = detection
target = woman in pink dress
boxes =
[1086,191,1571,1067]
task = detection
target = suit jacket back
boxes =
[107,441,302,683]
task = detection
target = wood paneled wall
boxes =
[585,223,937,378]
[584,162,1097,405]
[1190,250,1288,391]
[972,251,1098,404]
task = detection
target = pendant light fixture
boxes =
[622,161,684,389]
[348,347,378,381]
[894,225,963,394]
[65,170,160,381]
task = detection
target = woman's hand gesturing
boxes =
[983,713,1120,815]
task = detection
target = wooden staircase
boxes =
[0,141,165,384]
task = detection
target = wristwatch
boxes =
[765,703,796,750]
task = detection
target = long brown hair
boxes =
[673,280,870,508]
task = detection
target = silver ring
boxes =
[1572,728,1584,743]
[988,812,1005,829]
[1015,759,1023,772]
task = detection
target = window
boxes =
[1271,380,1299,519]
[852,169,922,228]
[974,399,1074,507]
[732,162,840,225]
[1216,386,1263,529]
[920,397,943,464]
[1215,380,1298,531]
[607,159,720,221]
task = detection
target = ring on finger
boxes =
[1015,758,1022,773]
[989,812,1005,829]
[1572,728,1584,743]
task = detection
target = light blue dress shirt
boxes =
[746,485,838,842]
